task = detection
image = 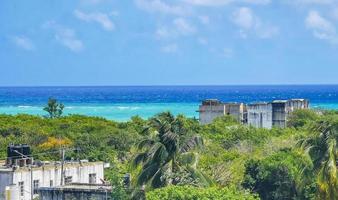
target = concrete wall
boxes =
[272,102,287,128]
[0,162,104,200]
[225,103,246,123]
[247,103,272,129]
[199,103,246,125]
[199,104,225,125]
[199,99,309,129]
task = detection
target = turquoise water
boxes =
[0,103,199,121]
[0,102,336,121]
[0,86,337,121]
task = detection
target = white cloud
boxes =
[11,36,35,51]
[135,0,186,15]
[44,21,84,52]
[156,18,196,39]
[231,7,278,39]
[232,7,254,29]
[173,18,196,34]
[305,10,338,44]
[183,0,270,6]
[74,10,115,31]
[161,43,178,53]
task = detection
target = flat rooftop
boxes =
[0,160,104,172]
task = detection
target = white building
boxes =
[0,145,107,200]
[247,102,273,129]
[199,99,309,129]
[198,99,246,125]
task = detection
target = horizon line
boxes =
[1,83,338,88]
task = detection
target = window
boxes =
[64,176,72,184]
[89,173,96,184]
[50,180,53,187]
[18,181,24,197]
[33,180,39,194]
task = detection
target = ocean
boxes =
[0,85,337,121]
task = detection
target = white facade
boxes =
[199,99,246,125]
[0,161,105,200]
[199,104,226,125]
[200,99,309,129]
[247,103,273,129]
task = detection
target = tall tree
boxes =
[43,98,65,119]
[299,117,338,200]
[133,112,209,189]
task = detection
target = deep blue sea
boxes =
[0,85,337,121]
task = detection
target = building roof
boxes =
[272,100,288,103]
[0,160,104,173]
[247,102,270,106]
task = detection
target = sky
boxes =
[1,0,338,86]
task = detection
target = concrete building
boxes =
[247,102,273,129]
[199,99,309,129]
[38,183,112,200]
[271,99,309,128]
[0,145,107,200]
[198,99,246,125]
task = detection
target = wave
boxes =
[116,106,141,110]
[17,106,34,108]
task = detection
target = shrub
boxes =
[146,186,259,200]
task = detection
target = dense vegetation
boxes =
[0,100,337,200]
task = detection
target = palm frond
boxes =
[180,135,203,153]
[133,152,148,167]
[137,163,160,186]
[138,138,156,149]
[152,143,169,164]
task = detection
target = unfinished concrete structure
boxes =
[198,99,246,125]
[247,102,273,129]
[271,99,309,128]
[199,99,309,129]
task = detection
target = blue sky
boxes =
[1,0,338,86]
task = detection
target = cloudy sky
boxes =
[1,0,338,86]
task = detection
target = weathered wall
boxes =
[199,104,225,125]
[247,103,272,129]
[272,102,287,128]
[199,99,309,129]
[225,103,246,123]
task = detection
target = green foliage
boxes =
[298,115,338,200]
[0,107,337,200]
[287,109,319,128]
[146,186,259,200]
[133,112,208,189]
[242,150,315,200]
[43,98,65,118]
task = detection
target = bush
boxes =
[287,109,319,128]
[146,186,259,200]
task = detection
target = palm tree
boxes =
[299,117,338,200]
[133,112,209,189]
